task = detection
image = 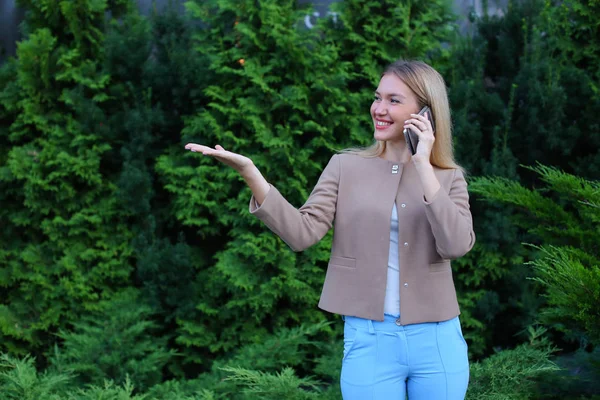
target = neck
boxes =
[381,141,412,163]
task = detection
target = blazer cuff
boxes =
[423,187,454,214]
[422,188,442,205]
[249,184,277,218]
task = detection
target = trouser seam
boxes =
[435,322,449,400]
[372,331,379,400]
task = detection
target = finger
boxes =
[405,119,429,132]
[410,113,431,125]
[403,123,420,135]
[410,112,429,121]
[185,143,215,154]
[215,144,225,151]
[410,113,433,130]
[407,116,428,131]
[404,121,426,136]
[185,144,203,153]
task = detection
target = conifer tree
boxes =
[0,0,134,356]
[4,0,598,396]
[158,0,458,368]
[439,0,600,355]
[158,0,350,367]
[99,7,210,377]
[542,0,600,91]
[0,353,70,399]
[469,164,600,397]
[470,165,600,344]
[50,289,175,390]
[327,0,456,88]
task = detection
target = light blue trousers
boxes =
[341,314,469,400]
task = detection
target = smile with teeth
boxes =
[376,120,393,128]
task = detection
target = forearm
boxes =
[424,193,476,259]
[241,163,270,205]
[248,154,340,252]
[413,157,441,202]
[416,162,476,259]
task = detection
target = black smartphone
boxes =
[403,106,435,155]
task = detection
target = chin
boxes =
[374,132,399,142]
[373,129,386,141]
[374,124,402,140]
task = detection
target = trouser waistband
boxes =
[344,314,455,333]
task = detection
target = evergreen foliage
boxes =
[329,0,456,70]
[536,347,600,399]
[0,324,557,399]
[0,0,598,397]
[470,165,600,346]
[50,289,176,390]
[0,353,150,400]
[60,378,148,400]
[99,7,209,376]
[470,164,600,397]
[439,0,600,356]
[0,353,70,400]
[325,0,457,146]
[220,366,325,399]
[466,328,559,400]
[158,0,347,365]
[0,0,135,355]
[542,0,600,90]
[157,0,457,369]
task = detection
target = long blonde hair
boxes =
[342,60,462,171]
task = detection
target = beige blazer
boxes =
[249,153,475,324]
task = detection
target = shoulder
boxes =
[334,152,381,167]
[334,152,362,162]
[319,153,381,179]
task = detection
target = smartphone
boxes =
[403,106,435,155]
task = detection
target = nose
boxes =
[374,101,388,116]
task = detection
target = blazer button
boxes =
[401,203,406,208]
[404,242,408,247]
[404,282,408,287]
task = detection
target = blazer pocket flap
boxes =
[329,256,356,269]
[429,261,450,272]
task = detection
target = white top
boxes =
[383,203,400,317]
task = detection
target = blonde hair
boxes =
[342,60,462,172]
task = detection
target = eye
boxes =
[390,98,401,104]
[373,95,381,101]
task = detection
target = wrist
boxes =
[239,162,258,179]
[412,155,432,169]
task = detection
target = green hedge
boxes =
[0,0,598,397]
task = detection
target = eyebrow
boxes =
[374,91,406,99]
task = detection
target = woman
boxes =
[185,60,475,399]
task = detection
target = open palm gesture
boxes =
[184,143,253,174]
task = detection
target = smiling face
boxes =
[370,73,421,144]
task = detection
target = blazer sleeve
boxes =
[248,154,340,252]
[423,168,476,259]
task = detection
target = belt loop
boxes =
[368,319,375,334]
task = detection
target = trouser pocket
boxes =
[342,321,359,361]
[436,317,469,374]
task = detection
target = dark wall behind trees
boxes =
[0,0,506,64]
